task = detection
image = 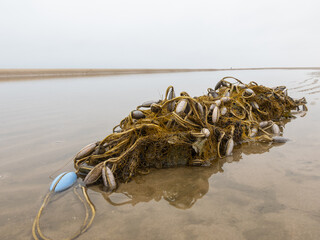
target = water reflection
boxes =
[89,141,287,210]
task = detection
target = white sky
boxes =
[0,0,319,68]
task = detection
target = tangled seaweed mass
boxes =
[74,77,307,191]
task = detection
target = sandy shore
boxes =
[0,67,319,81]
[1,69,320,239]
[0,69,210,81]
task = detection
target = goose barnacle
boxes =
[75,142,97,160]
[225,138,234,156]
[212,106,220,123]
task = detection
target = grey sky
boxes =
[0,0,319,68]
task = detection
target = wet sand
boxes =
[1,67,320,81]
[0,69,211,81]
[0,70,320,240]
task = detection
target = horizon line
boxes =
[1,67,319,81]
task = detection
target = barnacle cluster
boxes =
[74,77,307,190]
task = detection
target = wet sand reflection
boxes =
[89,141,287,210]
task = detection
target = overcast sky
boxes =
[0,0,319,68]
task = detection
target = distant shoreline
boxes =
[0,67,319,81]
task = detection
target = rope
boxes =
[32,183,95,240]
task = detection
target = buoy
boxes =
[50,172,77,192]
[34,173,94,240]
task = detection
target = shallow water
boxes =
[0,70,320,240]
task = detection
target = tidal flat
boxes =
[0,70,320,240]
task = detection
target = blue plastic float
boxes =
[50,172,77,192]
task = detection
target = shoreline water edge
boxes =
[1,67,320,81]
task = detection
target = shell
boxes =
[214,80,223,90]
[221,96,230,103]
[84,162,104,185]
[259,121,269,128]
[191,132,206,138]
[75,142,97,160]
[212,106,220,123]
[215,80,229,90]
[139,100,159,108]
[209,104,216,111]
[272,136,289,143]
[201,128,210,138]
[251,101,259,109]
[273,86,286,91]
[131,110,145,119]
[249,127,258,137]
[245,88,254,95]
[215,100,222,107]
[167,88,176,112]
[226,138,234,156]
[168,87,175,100]
[208,91,219,98]
[93,145,101,155]
[101,166,108,187]
[238,84,246,89]
[196,102,204,117]
[224,91,230,97]
[175,99,188,115]
[113,126,122,133]
[271,124,280,136]
[102,166,116,191]
[151,103,161,113]
[221,106,227,115]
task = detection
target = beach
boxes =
[0,69,320,239]
[1,68,320,81]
